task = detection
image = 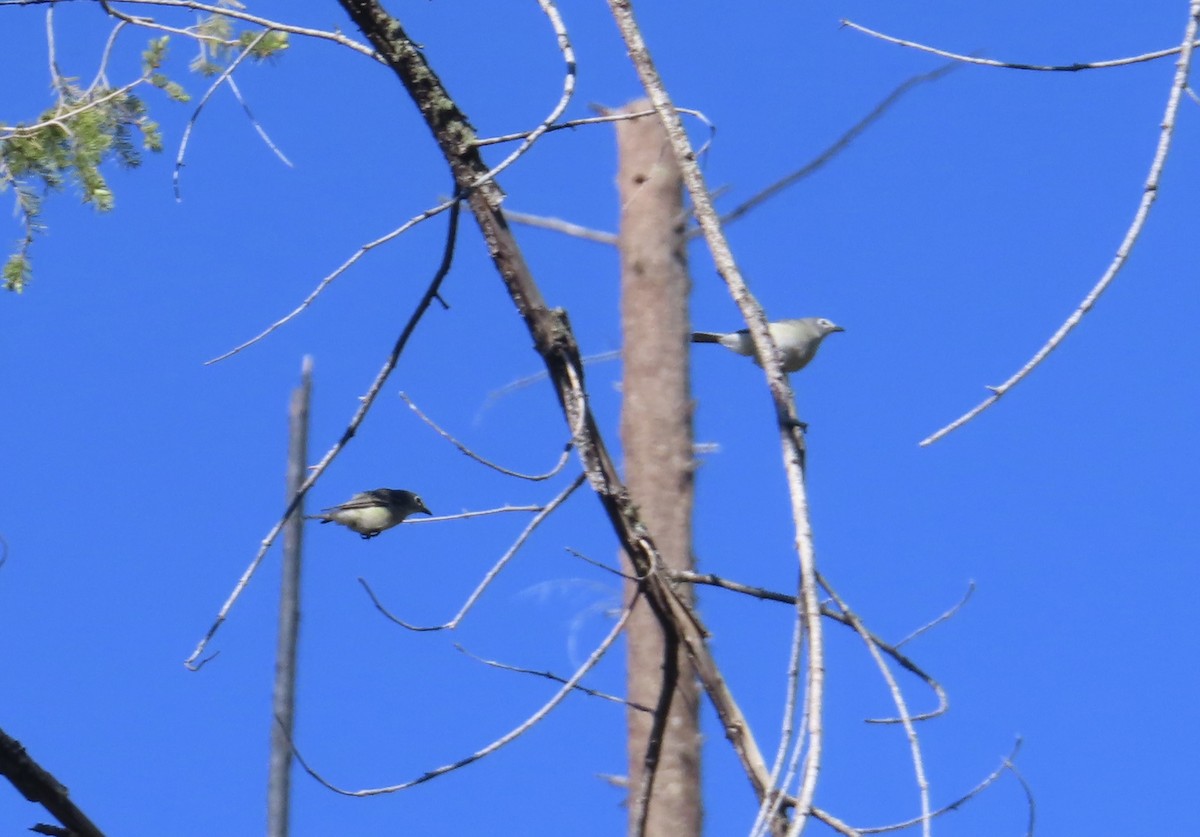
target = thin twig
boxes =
[474,106,713,147]
[750,611,804,837]
[821,578,930,837]
[566,546,639,581]
[225,76,293,167]
[464,0,575,193]
[45,5,63,95]
[400,391,573,481]
[808,808,861,837]
[175,30,269,200]
[920,1,1200,445]
[1005,750,1037,837]
[895,582,975,648]
[359,474,585,631]
[475,350,621,423]
[453,643,653,712]
[714,62,958,231]
[86,20,127,94]
[674,569,950,723]
[842,19,1199,72]
[670,569,795,605]
[406,504,544,523]
[95,0,380,61]
[503,209,618,245]
[204,197,456,364]
[855,739,1025,834]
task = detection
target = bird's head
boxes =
[813,318,845,336]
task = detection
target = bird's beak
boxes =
[831,325,846,333]
[418,501,432,515]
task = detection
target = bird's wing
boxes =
[327,491,386,512]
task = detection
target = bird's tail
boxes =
[303,514,333,524]
[691,331,723,344]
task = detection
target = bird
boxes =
[307,488,431,539]
[691,317,844,373]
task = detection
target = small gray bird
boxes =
[691,317,844,373]
[307,488,431,539]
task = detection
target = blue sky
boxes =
[2,1,1198,835]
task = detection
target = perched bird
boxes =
[691,317,844,373]
[308,488,431,539]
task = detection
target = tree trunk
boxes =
[617,99,701,837]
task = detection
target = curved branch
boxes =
[204,197,456,364]
[842,18,1199,72]
[821,578,931,837]
[453,643,654,712]
[400,391,575,481]
[360,474,585,631]
[854,739,1027,834]
[97,0,380,61]
[921,0,1200,446]
[463,0,576,192]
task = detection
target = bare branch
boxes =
[45,5,64,94]
[820,578,930,837]
[1005,750,1037,837]
[475,350,621,423]
[224,76,293,167]
[895,582,975,648]
[714,62,958,231]
[0,725,106,837]
[87,20,128,93]
[204,197,456,364]
[920,1,1200,445]
[95,0,380,61]
[751,612,804,837]
[808,808,861,837]
[474,106,713,147]
[462,0,576,193]
[842,19,1200,72]
[453,643,653,712]
[174,29,270,200]
[855,739,1026,834]
[503,209,618,245]
[400,391,574,481]
[674,569,949,723]
[670,569,795,605]
[407,505,545,523]
[359,474,585,631]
